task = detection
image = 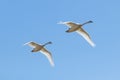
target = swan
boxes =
[24,41,55,67]
[58,21,95,47]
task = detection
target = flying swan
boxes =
[24,41,55,67]
[58,21,95,47]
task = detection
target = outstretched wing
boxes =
[58,21,79,28]
[76,28,95,47]
[65,22,79,28]
[40,48,55,67]
[59,21,80,32]
[24,41,41,48]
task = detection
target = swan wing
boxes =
[65,22,79,28]
[76,28,95,47]
[40,48,54,67]
[58,21,79,28]
[24,41,40,48]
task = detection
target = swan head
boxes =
[88,20,93,23]
[47,41,52,44]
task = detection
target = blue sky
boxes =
[0,0,120,80]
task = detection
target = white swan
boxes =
[58,21,95,47]
[24,41,55,67]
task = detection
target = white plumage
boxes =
[58,21,95,47]
[24,41,55,67]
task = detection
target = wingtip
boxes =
[23,43,28,46]
[57,21,64,24]
[23,41,33,45]
[58,21,73,24]
[49,59,55,67]
[91,43,96,48]
[51,63,55,67]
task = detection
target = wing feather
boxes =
[24,41,40,48]
[65,22,79,28]
[40,48,54,67]
[58,21,79,28]
[76,28,95,47]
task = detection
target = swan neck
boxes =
[82,21,92,26]
[43,42,52,46]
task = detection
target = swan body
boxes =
[24,41,55,67]
[58,21,95,47]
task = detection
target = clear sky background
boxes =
[0,0,120,80]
